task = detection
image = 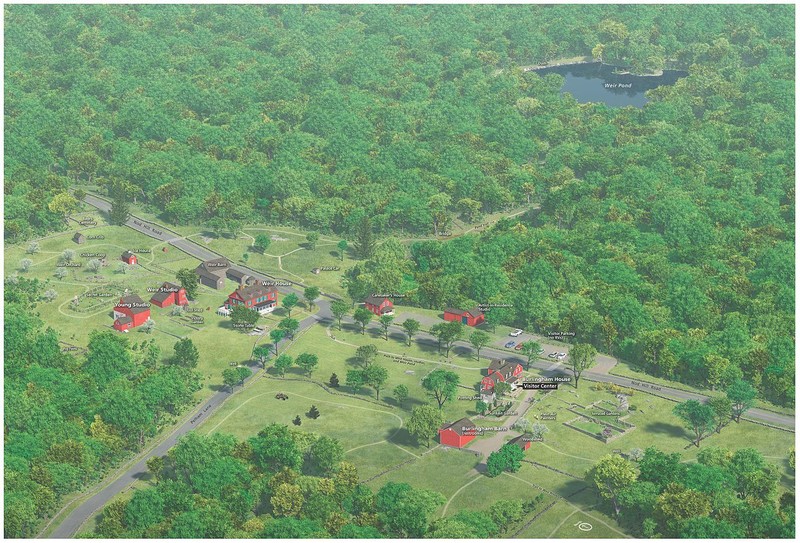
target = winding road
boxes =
[47,195,794,537]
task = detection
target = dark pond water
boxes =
[535,62,688,107]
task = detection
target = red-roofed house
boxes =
[113,294,151,331]
[225,284,278,315]
[438,418,479,448]
[363,296,394,316]
[443,307,484,326]
[481,359,523,393]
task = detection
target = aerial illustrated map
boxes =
[3,3,796,540]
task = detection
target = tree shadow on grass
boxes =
[643,421,689,440]
[452,345,473,358]
[386,427,429,449]
[553,481,593,504]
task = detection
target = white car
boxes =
[509,329,524,337]
[557,352,567,360]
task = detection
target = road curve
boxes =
[50,195,793,538]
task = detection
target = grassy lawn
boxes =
[280,323,490,425]
[514,494,625,539]
[518,375,796,490]
[609,360,795,416]
[363,447,480,510]
[197,377,405,452]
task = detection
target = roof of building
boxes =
[364,295,392,306]
[116,294,150,314]
[196,257,231,277]
[227,268,250,280]
[489,359,520,373]
[229,284,277,300]
[73,232,85,240]
[121,250,136,259]
[195,266,223,282]
[440,417,477,436]
[150,283,182,303]
[483,373,502,386]
[508,434,531,448]
[444,307,483,318]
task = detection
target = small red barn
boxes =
[113,294,151,331]
[508,434,532,451]
[443,307,484,326]
[363,296,394,316]
[121,251,137,265]
[225,284,278,314]
[438,418,479,448]
[150,282,188,308]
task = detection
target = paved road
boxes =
[52,196,793,537]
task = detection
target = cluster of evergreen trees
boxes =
[586,447,794,538]
[92,427,538,538]
[4,277,201,537]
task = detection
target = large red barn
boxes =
[438,418,478,448]
[113,294,151,331]
[443,307,484,326]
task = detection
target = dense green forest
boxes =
[4,278,202,537]
[586,446,793,538]
[86,428,541,538]
[5,5,794,406]
[3,5,795,535]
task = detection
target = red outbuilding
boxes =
[113,294,151,331]
[508,434,532,451]
[363,296,394,316]
[150,282,188,308]
[121,251,138,265]
[438,418,479,448]
[443,307,484,326]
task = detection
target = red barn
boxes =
[508,434,532,451]
[150,282,188,308]
[443,307,484,326]
[121,251,138,265]
[438,418,479,448]
[363,296,394,316]
[225,284,278,314]
[113,294,151,331]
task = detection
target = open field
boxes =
[609,359,796,416]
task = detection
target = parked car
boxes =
[514,342,525,351]
[509,329,524,337]
[536,347,545,354]
[557,352,567,360]
[504,341,516,349]
[547,352,558,359]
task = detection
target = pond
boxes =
[535,62,688,107]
